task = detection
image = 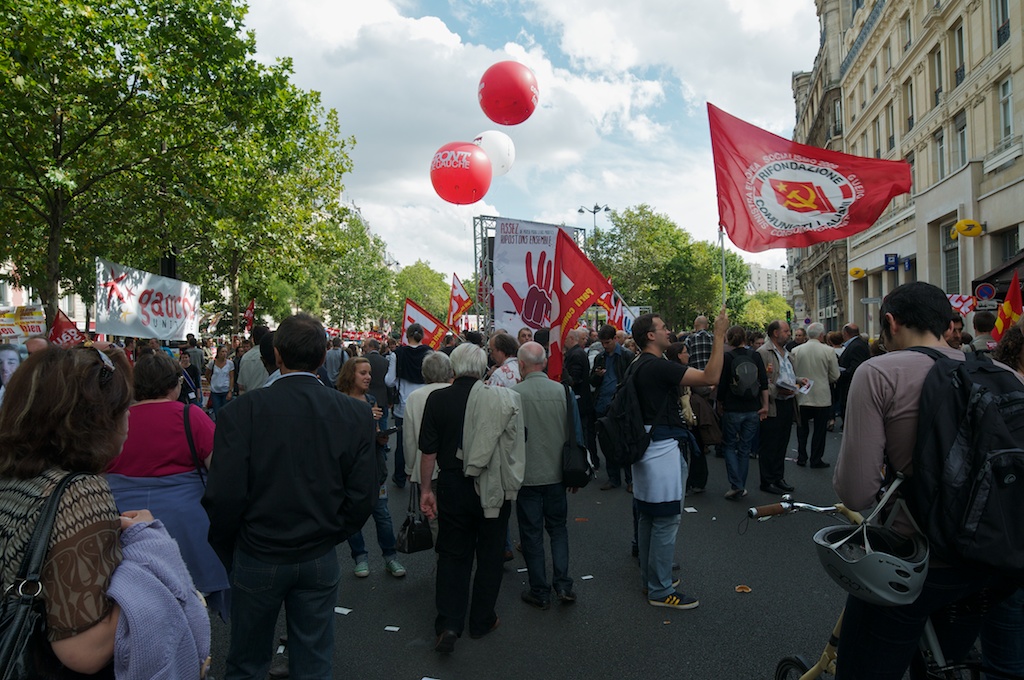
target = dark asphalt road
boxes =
[209,428,852,680]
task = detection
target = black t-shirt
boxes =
[631,355,687,427]
[716,347,768,413]
[418,376,477,471]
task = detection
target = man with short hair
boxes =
[512,342,580,610]
[785,326,808,352]
[791,323,839,469]
[684,315,714,369]
[590,324,632,489]
[185,333,206,371]
[487,332,521,387]
[833,282,1018,678]
[943,312,964,350]
[325,336,346,386]
[717,325,768,499]
[204,313,377,679]
[631,309,727,609]
[364,339,390,432]
[236,325,271,393]
[517,327,533,346]
[971,310,998,354]
[386,323,432,488]
[756,320,807,494]
[419,344,525,654]
[836,322,870,420]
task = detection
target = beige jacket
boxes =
[460,381,526,517]
[791,340,840,408]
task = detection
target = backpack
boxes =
[595,355,668,467]
[902,346,1024,578]
[729,351,760,400]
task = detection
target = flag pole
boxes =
[719,226,727,308]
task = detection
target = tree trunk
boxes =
[230,249,241,334]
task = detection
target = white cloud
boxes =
[244,0,815,286]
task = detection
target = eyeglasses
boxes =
[77,345,116,386]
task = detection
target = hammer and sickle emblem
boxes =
[784,184,819,210]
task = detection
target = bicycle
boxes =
[747,497,1006,680]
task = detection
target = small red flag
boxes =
[708,103,912,253]
[993,270,1022,343]
[402,298,448,350]
[47,309,89,347]
[241,298,256,331]
[447,274,473,328]
[548,230,612,381]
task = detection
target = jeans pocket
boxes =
[233,554,277,594]
[314,553,341,589]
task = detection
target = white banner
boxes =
[95,258,201,340]
[492,218,572,333]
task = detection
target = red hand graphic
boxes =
[501,250,553,329]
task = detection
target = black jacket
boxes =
[562,345,593,413]
[590,346,632,390]
[837,335,870,402]
[366,350,390,408]
[203,374,378,570]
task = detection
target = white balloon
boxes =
[472,130,516,177]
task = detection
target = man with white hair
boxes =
[419,343,524,655]
[512,342,580,610]
[790,322,839,468]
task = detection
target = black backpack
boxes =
[595,355,668,467]
[729,351,760,399]
[902,346,1024,578]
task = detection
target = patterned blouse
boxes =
[0,468,121,640]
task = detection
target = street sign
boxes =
[975,283,996,300]
[860,297,882,304]
[976,299,999,311]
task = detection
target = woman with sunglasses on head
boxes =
[0,345,209,677]
[104,350,229,622]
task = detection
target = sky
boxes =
[243,0,822,283]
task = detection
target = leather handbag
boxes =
[561,385,594,489]
[396,482,434,554]
[1,472,87,680]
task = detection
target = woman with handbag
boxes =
[104,351,230,621]
[0,345,209,678]
[337,357,407,579]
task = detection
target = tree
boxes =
[391,260,449,323]
[738,291,794,331]
[0,0,262,326]
[322,214,395,330]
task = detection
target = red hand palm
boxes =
[501,250,553,329]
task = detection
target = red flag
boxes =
[402,298,448,350]
[447,274,473,328]
[241,298,256,331]
[548,230,612,381]
[708,103,912,253]
[993,270,1022,342]
[47,309,88,347]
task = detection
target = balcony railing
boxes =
[934,87,943,106]
[997,20,1010,48]
[907,115,915,131]
[888,134,895,149]
[955,64,965,86]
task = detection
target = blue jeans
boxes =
[636,512,680,600]
[226,547,340,680]
[516,484,571,600]
[210,391,229,420]
[721,411,758,491]
[347,489,396,561]
[836,567,1011,680]
[981,588,1024,679]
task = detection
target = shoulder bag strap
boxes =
[563,384,574,445]
[14,471,88,583]
[183,404,207,487]
[407,481,420,517]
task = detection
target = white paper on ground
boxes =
[276,645,285,655]
[516,567,527,573]
[334,606,352,615]
[581,574,594,580]
[684,507,698,513]
[384,625,400,632]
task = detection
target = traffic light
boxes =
[786,310,792,323]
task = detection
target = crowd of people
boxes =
[1,283,1022,678]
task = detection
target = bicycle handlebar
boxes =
[747,499,863,522]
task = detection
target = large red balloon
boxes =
[478,61,539,126]
[430,142,492,204]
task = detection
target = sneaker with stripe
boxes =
[648,591,699,610]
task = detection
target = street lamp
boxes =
[578,203,611,229]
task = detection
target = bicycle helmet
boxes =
[813,523,929,607]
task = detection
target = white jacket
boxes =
[460,381,526,517]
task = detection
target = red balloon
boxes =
[478,61,539,126]
[430,142,492,204]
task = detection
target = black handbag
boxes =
[562,385,594,488]
[1,472,87,680]
[395,482,434,554]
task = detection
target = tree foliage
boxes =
[392,260,449,323]
[738,291,794,331]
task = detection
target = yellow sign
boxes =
[954,219,983,238]
[849,267,866,279]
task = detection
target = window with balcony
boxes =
[903,14,913,52]
[904,79,915,131]
[885,40,893,70]
[870,61,879,93]
[954,110,968,166]
[953,24,965,86]
[994,0,1010,48]
[931,48,943,107]
[941,223,960,294]
[873,117,882,157]
[886,104,896,149]
[817,276,838,331]
[999,76,1013,142]
[907,151,917,189]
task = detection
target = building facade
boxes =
[790,0,1023,337]
[748,263,792,297]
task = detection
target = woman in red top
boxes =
[105,351,229,619]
